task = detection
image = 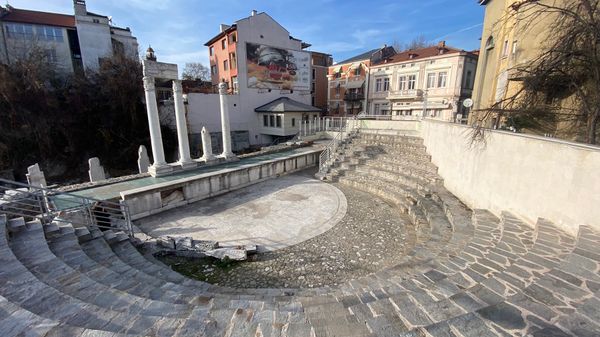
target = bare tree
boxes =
[473,0,600,145]
[182,62,210,81]
[392,35,434,52]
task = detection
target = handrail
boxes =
[0,178,134,237]
[318,116,360,173]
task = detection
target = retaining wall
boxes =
[121,150,320,220]
[419,120,600,234]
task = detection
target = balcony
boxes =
[344,92,364,101]
[387,89,424,100]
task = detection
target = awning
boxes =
[332,66,342,73]
[345,80,365,89]
[349,62,361,70]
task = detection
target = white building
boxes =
[187,10,321,149]
[0,0,138,74]
[367,42,478,122]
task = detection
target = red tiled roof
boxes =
[1,8,75,28]
[373,46,466,66]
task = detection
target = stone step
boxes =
[8,220,198,319]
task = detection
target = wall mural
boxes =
[246,42,310,90]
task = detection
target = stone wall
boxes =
[419,119,600,234]
[121,150,319,220]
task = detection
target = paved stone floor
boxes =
[158,182,417,288]
[138,173,347,251]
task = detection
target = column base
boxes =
[148,164,173,177]
[200,155,217,163]
[218,152,238,161]
[179,160,197,170]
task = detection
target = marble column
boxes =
[143,76,171,176]
[172,80,195,169]
[218,82,235,159]
[201,127,216,162]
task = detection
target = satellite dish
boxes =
[463,98,473,108]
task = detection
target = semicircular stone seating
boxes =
[1,129,599,337]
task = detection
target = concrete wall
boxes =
[121,149,320,219]
[75,15,112,71]
[420,120,600,234]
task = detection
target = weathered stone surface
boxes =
[87,157,107,183]
[204,248,247,261]
[25,163,46,188]
[137,145,150,174]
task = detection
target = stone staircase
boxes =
[0,130,599,336]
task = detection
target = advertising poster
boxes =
[246,42,310,90]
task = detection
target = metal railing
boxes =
[0,178,134,237]
[318,117,361,173]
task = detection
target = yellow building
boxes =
[471,0,571,134]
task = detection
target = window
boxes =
[312,68,316,79]
[502,40,509,57]
[375,78,383,92]
[223,60,229,71]
[438,71,447,88]
[92,19,100,23]
[398,76,407,91]
[221,39,226,49]
[209,46,214,56]
[292,118,296,127]
[311,82,315,93]
[5,23,33,40]
[485,36,495,50]
[427,73,436,89]
[335,84,340,95]
[44,48,58,63]
[269,115,275,127]
[232,76,238,94]
[229,33,237,44]
[334,72,341,79]
[512,41,518,55]
[465,71,472,89]
[276,116,282,128]
[354,67,360,76]
[36,26,63,42]
[408,75,416,90]
[383,78,390,91]
[374,103,380,114]
[230,52,237,69]
[263,115,269,127]
[211,65,217,75]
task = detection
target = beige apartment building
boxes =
[367,42,478,121]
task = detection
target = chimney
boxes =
[219,24,230,33]
[73,0,87,16]
[251,10,258,16]
[438,40,446,54]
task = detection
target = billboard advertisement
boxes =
[246,42,310,90]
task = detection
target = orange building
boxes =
[205,24,239,93]
[327,46,395,116]
[310,51,333,111]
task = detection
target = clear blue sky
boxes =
[7,0,485,68]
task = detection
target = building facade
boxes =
[0,0,138,74]
[310,51,332,110]
[327,48,377,116]
[367,43,478,121]
[471,0,563,127]
[188,10,324,147]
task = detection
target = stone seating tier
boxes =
[0,130,598,336]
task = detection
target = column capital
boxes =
[143,76,155,91]
[218,82,228,95]
[172,79,183,94]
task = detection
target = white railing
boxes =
[318,117,360,173]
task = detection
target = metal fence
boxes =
[0,178,134,237]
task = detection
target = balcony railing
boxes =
[344,92,364,101]
[387,89,424,99]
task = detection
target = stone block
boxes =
[88,157,107,183]
[204,248,247,261]
[137,145,150,174]
[26,163,46,188]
